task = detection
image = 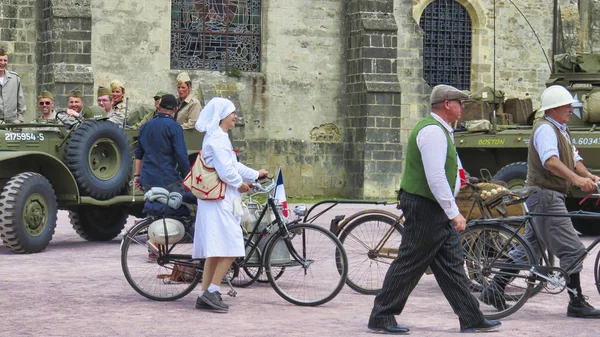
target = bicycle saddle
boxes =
[510,186,539,200]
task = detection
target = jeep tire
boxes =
[65,121,131,200]
[69,205,128,241]
[493,162,528,189]
[0,172,58,253]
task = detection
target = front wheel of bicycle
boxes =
[337,214,403,295]
[121,218,201,301]
[462,223,538,319]
[265,223,348,306]
[594,248,600,296]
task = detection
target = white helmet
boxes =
[147,218,186,245]
[540,85,577,111]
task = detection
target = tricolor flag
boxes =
[458,157,467,187]
[273,169,289,218]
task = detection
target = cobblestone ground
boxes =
[1,205,600,337]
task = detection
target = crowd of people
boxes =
[3,46,599,330]
[0,47,202,130]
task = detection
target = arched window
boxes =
[171,0,262,72]
[420,0,471,90]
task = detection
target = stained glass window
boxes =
[171,0,261,71]
[420,0,472,90]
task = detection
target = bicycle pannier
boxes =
[183,151,226,200]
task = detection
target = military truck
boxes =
[454,54,600,235]
[0,116,202,253]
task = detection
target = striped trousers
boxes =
[368,192,484,329]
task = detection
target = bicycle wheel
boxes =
[121,218,201,301]
[257,266,285,283]
[229,238,261,288]
[595,249,600,296]
[265,223,348,306]
[337,214,403,294]
[462,223,538,319]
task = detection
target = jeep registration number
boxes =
[4,132,45,141]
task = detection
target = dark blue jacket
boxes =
[135,113,190,188]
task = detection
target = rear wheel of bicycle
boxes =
[337,214,403,295]
[594,249,600,296]
[461,223,538,319]
[229,238,261,288]
[121,218,201,301]
[265,223,348,306]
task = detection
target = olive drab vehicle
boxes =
[454,53,600,235]
[0,115,202,253]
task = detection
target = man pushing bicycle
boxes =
[480,85,600,318]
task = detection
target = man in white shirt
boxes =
[367,85,501,334]
[0,47,25,123]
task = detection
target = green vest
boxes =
[400,115,458,201]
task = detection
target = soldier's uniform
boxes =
[0,69,26,123]
[175,72,202,130]
[98,86,125,127]
[110,80,127,124]
[131,90,168,129]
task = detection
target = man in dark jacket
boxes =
[134,94,190,192]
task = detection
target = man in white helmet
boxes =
[480,85,600,318]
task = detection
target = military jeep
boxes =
[454,68,600,235]
[0,117,202,253]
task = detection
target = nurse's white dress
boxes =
[192,128,258,258]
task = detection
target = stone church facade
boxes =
[0,0,593,198]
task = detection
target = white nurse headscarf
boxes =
[195,97,236,135]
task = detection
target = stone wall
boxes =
[39,0,94,111]
[0,0,37,120]
[2,0,597,198]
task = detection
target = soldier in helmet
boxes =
[175,72,201,130]
[0,47,25,123]
[480,85,600,318]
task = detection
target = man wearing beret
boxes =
[367,84,501,334]
[175,72,202,130]
[97,86,125,127]
[0,47,25,123]
[34,90,56,123]
[130,90,168,129]
[134,94,190,193]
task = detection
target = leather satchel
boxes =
[183,151,226,200]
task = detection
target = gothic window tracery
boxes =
[420,0,472,90]
[171,0,261,71]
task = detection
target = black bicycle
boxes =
[121,178,349,306]
[462,185,600,319]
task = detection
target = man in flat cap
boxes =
[129,90,168,129]
[175,72,202,130]
[367,84,501,334]
[134,93,189,193]
[35,90,56,123]
[97,86,125,127]
[0,47,26,123]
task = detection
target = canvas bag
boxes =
[183,151,226,200]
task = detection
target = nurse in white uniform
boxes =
[192,97,268,311]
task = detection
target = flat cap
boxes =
[97,86,112,97]
[38,90,54,100]
[430,84,468,105]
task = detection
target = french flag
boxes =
[273,169,289,218]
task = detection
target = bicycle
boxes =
[121,178,349,307]
[334,178,527,295]
[462,184,600,319]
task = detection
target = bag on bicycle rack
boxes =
[169,263,197,283]
[183,150,226,200]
